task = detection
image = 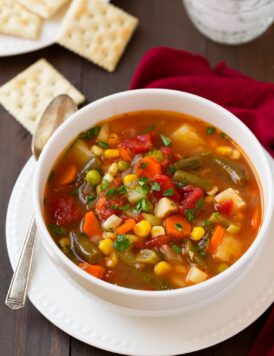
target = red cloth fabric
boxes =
[130,47,274,355]
[130,47,274,157]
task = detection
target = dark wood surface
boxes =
[0,1,273,355]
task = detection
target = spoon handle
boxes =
[5,215,37,310]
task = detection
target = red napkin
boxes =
[130,47,274,355]
[131,47,274,158]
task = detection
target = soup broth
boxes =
[43,110,261,290]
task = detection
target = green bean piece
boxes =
[185,239,208,270]
[174,156,201,170]
[71,233,101,264]
[213,156,247,185]
[173,170,213,191]
[173,152,212,171]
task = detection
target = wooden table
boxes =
[0,1,273,355]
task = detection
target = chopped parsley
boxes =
[166,165,176,176]
[140,162,148,169]
[195,197,205,210]
[133,198,153,213]
[79,126,100,140]
[144,125,156,133]
[48,224,67,236]
[117,185,127,194]
[69,188,79,196]
[118,203,131,211]
[98,141,109,148]
[106,187,117,196]
[113,234,130,251]
[174,223,183,232]
[138,177,149,186]
[163,188,174,197]
[110,205,118,210]
[172,244,182,254]
[186,208,195,222]
[151,181,161,191]
[86,195,96,205]
[100,180,110,191]
[206,126,216,135]
[213,212,220,219]
[160,134,171,147]
[203,219,212,228]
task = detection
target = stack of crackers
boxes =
[0,0,139,134]
[0,0,138,72]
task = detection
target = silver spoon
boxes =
[5,94,77,310]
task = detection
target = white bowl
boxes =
[33,89,274,317]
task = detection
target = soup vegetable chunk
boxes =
[44,111,261,291]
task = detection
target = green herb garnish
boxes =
[144,125,156,133]
[86,195,96,205]
[100,180,110,191]
[138,177,149,186]
[172,244,182,254]
[106,187,117,196]
[113,234,130,251]
[69,188,79,196]
[48,224,67,236]
[195,197,205,210]
[174,223,183,232]
[133,198,153,213]
[206,127,216,135]
[119,203,131,211]
[151,181,161,191]
[186,209,195,222]
[166,166,176,176]
[163,188,174,197]
[79,126,101,140]
[98,141,109,148]
[140,162,148,169]
[213,212,220,219]
[203,219,212,228]
[117,185,127,194]
[160,134,171,147]
[110,205,118,210]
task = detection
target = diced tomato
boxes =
[179,185,204,216]
[120,133,153,154]
[151,175,180,201]
[96,196,128,221]
[133,237,146,249]
[145,235,172,248]
[160,147,173,167]
[52,196,82,226]
[216,199,234,216]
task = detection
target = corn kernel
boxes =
[133,220,151,237]
[231,149,241,160]
[215,146,233,157]
[103,173,114,183]
[103,232,116,240]
[123,174,137,185]
[151,226,166,238]
[190,227,205,241]
[106,251,118,267]
[104,149,120,159]
[98,238,113,255]
[91,145,103,157]
[108,162,118,176]
[154,261,172,277]
[108,133,120,147]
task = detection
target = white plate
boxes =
[6,155,274,356]
[0,0,109,57]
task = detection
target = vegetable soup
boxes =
[43,110,262,290]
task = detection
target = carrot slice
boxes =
[82,211,102,238]
[119,147,132,162]
[135,156,161,179]
[208,225,225,255]
[164,215,191,238]
[58,164,77,185]
[116,219,136,235]
[79,263,105,279]
[251,208,260,230]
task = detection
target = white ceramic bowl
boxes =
[33,89,274,317]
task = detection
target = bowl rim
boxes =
[33,88,274,299]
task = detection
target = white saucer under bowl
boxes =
[6,155,274,356]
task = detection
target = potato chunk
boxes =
[215,188,246,213]
[214,235,242,263]
[154,198,177,219]
[171,124,204,148]
[187,266,208,284]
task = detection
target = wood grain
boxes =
[0,0,273,355]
